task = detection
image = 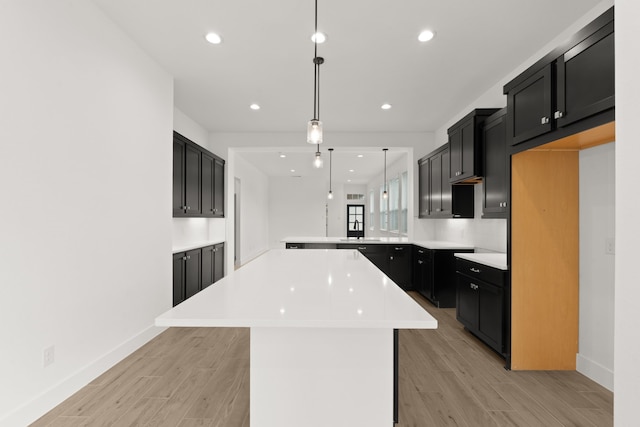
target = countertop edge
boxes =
[454,252,508,270]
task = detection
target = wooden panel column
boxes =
[511,149,579,370]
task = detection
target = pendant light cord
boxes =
[312,0,319,121]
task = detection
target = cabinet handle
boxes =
[182,205,187,210]
[390,256,394,261]
[554,111,564,119]
[186,206,191,210]
[541,116,550,125]
[470,283,479,290]
[358,246,367,250]
[289,245,298,249]
[395,247,404,251]
[418,250,424,254]
[182,256,187,261]
[418,260,424,265]
[186,255,191,260]
[470,267,481,273]
[213,209,217,213]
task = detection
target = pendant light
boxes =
[327,148,334,199]
[307,0,324,144]
[382,148,388,199]
[313,144,323,168]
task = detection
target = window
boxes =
[379,185,388,231]
[388,177,400,232]
[401,171,408,234]
[369,190,375,230]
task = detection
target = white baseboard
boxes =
[0,325,166,427]
[576,353,614,391]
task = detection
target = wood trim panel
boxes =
[530,121,615,151]
[511,150,579,370]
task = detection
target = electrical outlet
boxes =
[43,346,55,367]
[605,237,615,255]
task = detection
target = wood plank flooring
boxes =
[31,292,612,426]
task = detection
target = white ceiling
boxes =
[91,0,602,180]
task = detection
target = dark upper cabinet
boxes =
[505,64,553,146]
[482,109,508,218]
[173,131,225,218]
[448,109,499,183]
[504,7,614,149]
[213,158,225,217]
[555,20,614,128]
[418,145,474,219]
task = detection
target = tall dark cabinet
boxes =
[482,108,508,218]
[173,131,225,218]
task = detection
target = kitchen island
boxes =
[156,249,437,427]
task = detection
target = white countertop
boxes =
[282,236,474,250]
[172,240,225,254]
[454,252,508,270]
[156,249,438,329]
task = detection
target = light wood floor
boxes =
[31,292,613,426]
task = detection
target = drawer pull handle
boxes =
[470,283,479,290]
[289,245,298,249]
[470,267,481,273]
[358,247,367,250]
[418,260,424,265]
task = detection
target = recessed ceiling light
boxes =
[347,179,352,182]
[205,32,223,44]
[349,169,355,173]
[381,103,392,110]
[311,32,326,43]
[279,153,286,158]
[418,30,435,42]
[357,154,364,158]
[250,103,260,110]
[290,169,296,173]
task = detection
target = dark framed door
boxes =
[346,204,365,238]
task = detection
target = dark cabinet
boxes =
[414,248,473,308]
[173,243,225,306]
[482,109,508,218]
[337,243,389,275]
[456,258,507,354]
[388,245,412,291]
[418,145,474,219]
[448,109,499,183]
[504,7,614,148]
[202,243,225,290]
[173,131,225,218]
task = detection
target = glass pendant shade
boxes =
[328,190,333,200]
[383,190,388,199]
[307,120,323,144]
[313,151,323,168]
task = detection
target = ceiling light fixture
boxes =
[418,30,435,42]
[327,148,334,199]
[250,103,260,110]
[205,32,222,44]
[382,148,389,199]
[311,32,326,43]
[381,103,392,110]
[307,0,324,145]
[313,146,323,168]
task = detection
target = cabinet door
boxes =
[213,243,225,283]
[456,274,479,330]
[478,281,504,353]
[389,246,412,290]
[429,153,442,215]
[213,158,225,217]
[418,159,429,218]
[507,64,553,146]
[556,21,614,128]
[417,250,434,301]
[184,143,202,216]
[440,149,452,215]
[201,245,215,289]
[482,111,508,217]
[201,153,215,217]
[184,248,202,300]
[172,139,186,216]
[173,252,186,306]
[449,118,474,182]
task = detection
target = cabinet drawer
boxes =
[456,258,505,286]
[286,243,305,249]
[337,243,386,255]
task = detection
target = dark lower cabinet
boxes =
[416,249,472,308]
[388,245,412,290]
[202,243,225,290]
[336,243,390,276]
[173,243,225,306]
[456,258,507,355]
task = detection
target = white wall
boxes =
[578,143,615,390]
[615,0,640,424]
[234,155,270,264]
[366,155,412,237]
[0,1,173,425]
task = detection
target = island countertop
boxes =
[281,236,474,250]
[156,249,437,330]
